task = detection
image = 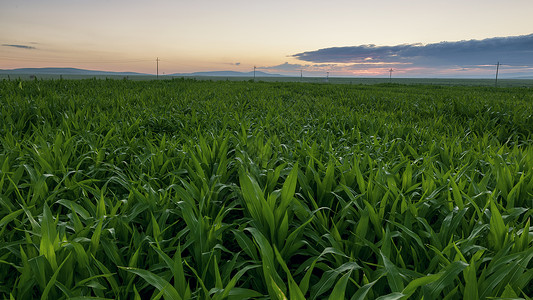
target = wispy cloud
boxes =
[292,34,533,69]
[2,44,37,50]
[257,61,400,76]
[257,62,309,71]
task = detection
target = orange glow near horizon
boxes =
[2,47,531,78]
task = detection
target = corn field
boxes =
[0,78,532,299]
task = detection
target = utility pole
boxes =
[156,57,160,79]
[495,61,500,87]
[326,71,329,83]
[389,68,393,83]
[300,69,303,81]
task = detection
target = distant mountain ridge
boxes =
[4,67,528,79]
[0,67,284,77]
[0,67,145,76]
[169,70,284,77]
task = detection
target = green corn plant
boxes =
[0,79,532,299]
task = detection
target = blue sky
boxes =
[1,0,532,77]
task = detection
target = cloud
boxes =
[257,61,405,76]
[2,44,37,50]
[292,34,533,68]
[257,62,309,71]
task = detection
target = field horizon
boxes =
[1,69,533,88]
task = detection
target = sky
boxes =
[1,0,533,78]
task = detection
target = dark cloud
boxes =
[293,34,533,68]
[2,44,37,50]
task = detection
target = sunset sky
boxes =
[1,0,533,77]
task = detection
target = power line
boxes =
[156,57,160,79]
[495,61,500,87]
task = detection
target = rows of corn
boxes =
[0,78,532,299]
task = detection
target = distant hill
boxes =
[0,67,147,76]
[0,67,284,78]
[168,70,284,77]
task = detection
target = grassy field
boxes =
[0,78,532,299]
[1,73,533,87]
